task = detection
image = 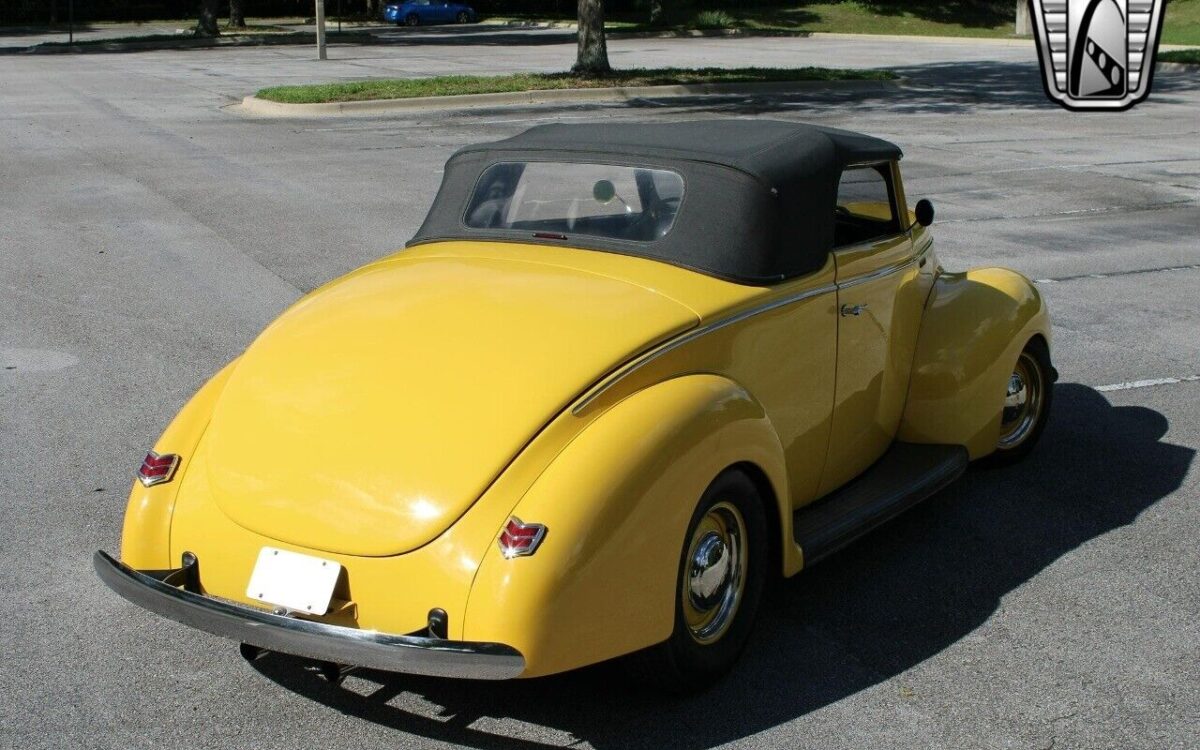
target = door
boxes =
[816,162,927,497]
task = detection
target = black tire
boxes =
[627,469,768,692]
[979,338,1054,467]
[456,11,470,23]
[405,13,420,26]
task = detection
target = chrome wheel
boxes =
[681,501,748,645]
[998,351,1046,450]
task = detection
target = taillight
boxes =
[138,451,180,487]
[497,517,547,559]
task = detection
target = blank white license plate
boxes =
[246,547,341,615]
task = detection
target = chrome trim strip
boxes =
[93,551,526,680]
[836,255,916,290]
[571,282,838,415]
[835,239,932,290]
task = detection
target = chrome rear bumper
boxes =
[93,551,525,680]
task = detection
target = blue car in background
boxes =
[383,0,477,26]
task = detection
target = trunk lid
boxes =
[203,253,698,557]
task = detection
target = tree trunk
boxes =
[1015,1,1032,36]
[230,0,246,28]
[367,0,380,21]
[573,0,610,76]
[196,0,221,36]
[649,0,663,26]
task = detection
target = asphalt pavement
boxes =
[1,32,1198,750]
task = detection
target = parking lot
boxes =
[1,33,1198,750]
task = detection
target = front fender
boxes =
[120,359,240,569]
[462,374,789,678]
[898,268,1051,459]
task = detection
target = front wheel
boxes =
[405,13,420,26]
[456,11,470,23]
[627,469,767,692]
[982,339,1053,466]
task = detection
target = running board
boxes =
[794,442,968,566]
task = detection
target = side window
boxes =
[834,164,901,248]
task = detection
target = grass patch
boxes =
[489,2,1018,38]
[1163,0,1200,45]
[489,0,1200,43]
[1159,48,1200,64]
[255,67,894,104]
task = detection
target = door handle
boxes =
[840,303,868,317]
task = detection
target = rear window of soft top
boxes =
[464,161,685,243]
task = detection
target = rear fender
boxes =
[898,268,1051,458]
[120,360,240,569]
[463,374,789,678]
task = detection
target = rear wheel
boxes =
[628,469,767,692]
[456,11,470,23]
[982,339,1053,466]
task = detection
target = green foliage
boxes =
[255,66,895,103]
[693,10,738,29]
[1159,48,1200,64]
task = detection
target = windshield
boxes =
[464,161,685,242]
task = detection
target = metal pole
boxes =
[337,0,342,34]
[68,0,74,45]
[315,0,327,60]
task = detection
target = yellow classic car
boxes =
[95,120,1054,691]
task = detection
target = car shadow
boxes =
[250,383,1192,749]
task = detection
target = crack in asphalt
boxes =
[935,199,1196,224]
[1032,263,1200,284]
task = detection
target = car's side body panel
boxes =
[570,256,839,521]
[465,374,788,677]
[818,231,929,496]
[897,258,1051,458]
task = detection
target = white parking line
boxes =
[1095,375,1200,392]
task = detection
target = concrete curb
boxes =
[477,24,1039,44]
[1156,61,1199,73]
[237,78,898,117]
[18,32,373,55]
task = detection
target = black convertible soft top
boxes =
[408,120,903,284]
